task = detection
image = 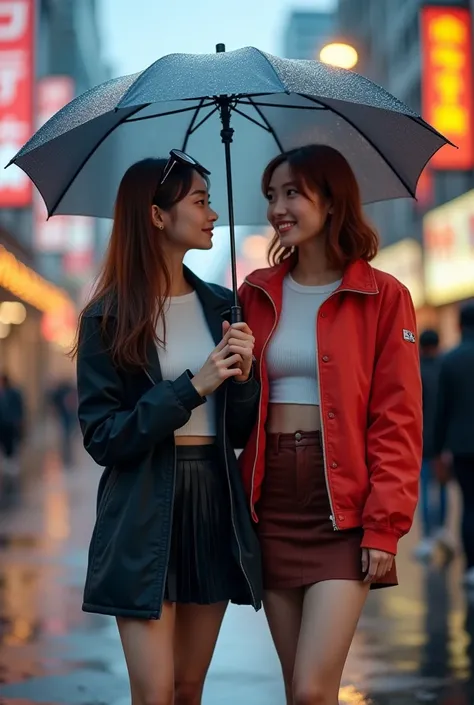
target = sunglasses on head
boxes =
[159,149,211,187]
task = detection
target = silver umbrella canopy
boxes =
[7,44,451,320]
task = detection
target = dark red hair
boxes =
[72,158,208,369]
[262,144,379,268]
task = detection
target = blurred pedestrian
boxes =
[74,153,262,705]
[413,330,454,560]
[0,373,24,481]
[434,302,474,587]
[238,145,422,705]
[48,378,77,467]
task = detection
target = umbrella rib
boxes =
[186,106,219,138]
[231,106,272,132]
[47,105,145,217]
[246,97,285,152]
[300,94,416,197]
[124,102,215,123]
[182,98,207,151]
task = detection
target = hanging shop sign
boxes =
[421,6,474,169]
[423,189,474,305]
[372,238,425,309]
[0,0,34,205]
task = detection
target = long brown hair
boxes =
[73,158,207,369]
[262,145,379,268]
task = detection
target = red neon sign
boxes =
[421,6,474,170]
[0,0,34,206]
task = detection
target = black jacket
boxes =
[420,355,441,459]
[77,268,263,619]
[434,329,474,457]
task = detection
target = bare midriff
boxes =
[175,436,216,446]
[266,403,321,434]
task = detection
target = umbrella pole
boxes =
[221,128,242,323]
[216,44,241,322]
[217,98,241,323]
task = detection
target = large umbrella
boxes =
[7,44,451,321]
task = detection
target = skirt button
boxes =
[295,432,302,441]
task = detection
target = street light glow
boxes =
[319,43,358,70]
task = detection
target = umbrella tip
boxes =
[216,43,226,53]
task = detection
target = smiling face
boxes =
[152,170,218,254]
[266,161,332,249]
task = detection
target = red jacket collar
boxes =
[244,257,379,297]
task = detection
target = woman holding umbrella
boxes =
[238,144,422,705]
[74,152,262,705]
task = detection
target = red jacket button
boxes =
[331,462,338,469]
[322,355,329,362]
[328,412,335,419]
[338,515,345,521]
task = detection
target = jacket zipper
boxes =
[243,281,278,519]
[223,384,257,608]
[244,281,377,532]
[143,367,176,620]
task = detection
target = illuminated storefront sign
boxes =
[0,245,73,313]
[423,190,474,306]
[421,6,474,169]
[372,239,425,309]
[0,245,76,347]
[0,0,34,206]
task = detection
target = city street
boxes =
[0,434,472,705]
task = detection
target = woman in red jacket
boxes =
[238,144,422,705]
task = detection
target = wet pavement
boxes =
[0,433,473,704]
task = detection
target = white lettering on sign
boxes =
[0,144,27,186]
[0,1,28,42]
[0,116,28,141]
[0,49,25,104]
[0,0,33,206]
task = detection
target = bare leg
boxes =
[263,588,305,705]
[293,580,370,705]
[174,601,228,705]
[116,601,176,705]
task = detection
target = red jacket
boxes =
[238,257,422,556]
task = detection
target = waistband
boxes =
[175,444,218,461]
[267,431,321,451]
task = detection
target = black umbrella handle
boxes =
[231,305,242,324]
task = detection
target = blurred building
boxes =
[0,0,110,424]
[283,10,336,60]
[336,0,474,346]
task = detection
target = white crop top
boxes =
[156,291,216,436]
[266,274,342,405]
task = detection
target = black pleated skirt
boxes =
[163,444,245,604]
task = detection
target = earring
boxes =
[159,224,164,230]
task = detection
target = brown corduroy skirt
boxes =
[256,431,398,590]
